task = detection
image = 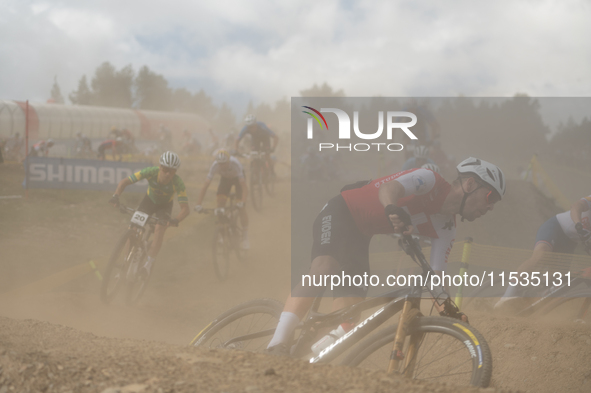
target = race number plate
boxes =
[130,211,149,227]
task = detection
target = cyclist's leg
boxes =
[269,254,341,349]
[269,194,370,349]
[216,177,232,208]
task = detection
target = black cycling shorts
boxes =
[310,194,371,297]
[216,177,243,199]
[137,194,173,221]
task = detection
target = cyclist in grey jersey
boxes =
[195,150,250,249]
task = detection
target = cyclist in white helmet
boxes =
[195,149,250,249]
[109,151,189,276]
[266,157,505,355]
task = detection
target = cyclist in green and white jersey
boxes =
[109,151,190,276]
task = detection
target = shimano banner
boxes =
[25,157,151,192]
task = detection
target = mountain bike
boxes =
[189,235,493,387]
[464,267,591,322]
[249,151,275,211]
[100,205,170,305]
[199,194,247,281]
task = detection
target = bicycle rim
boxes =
[540,289,591,323]
[342,317,492,387]
[191,299,283,350]
[264,167,275,196]
[212,226,230,281]
[250,163,263,211]
[125,247,149,306]
[100,231,132,304]
[230,223,247,261]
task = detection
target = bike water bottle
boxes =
[311,323,353,355]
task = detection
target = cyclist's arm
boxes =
[378,180,413,235]
[175,202,190,223]
[196,178,212,206]
[571,197,591,225]
[113,177,132,196]
[271,133,279,152]
[234,126,248,151]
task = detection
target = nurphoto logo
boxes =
[302,106,418,152]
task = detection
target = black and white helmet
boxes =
[457,157,505,199]
[245,114,256,126]
[160,151,181,169]
[421,163,440,174]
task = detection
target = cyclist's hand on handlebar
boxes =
[575,222,591,242]
[168,218,179,227]
[236,201,244,209]
[384,204,413,235]
[459,312,469,324]
[194,205,204,213]
[109,194,120,207]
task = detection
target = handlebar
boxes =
[118,204,171,226]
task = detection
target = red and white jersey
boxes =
[341,168,455,271]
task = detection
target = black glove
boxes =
[575,222,591,242]
[384,204,411,226]
[169,218,179,227]
[109,194,120,207]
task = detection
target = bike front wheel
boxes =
[190,298,284,350]
[124,245,150,306]
[101,230,132,304]
[341,316,493,388]
[212,226,231,281]
[540,288,591,323]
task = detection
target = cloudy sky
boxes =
[1,0,590,117]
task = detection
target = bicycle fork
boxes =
[387,297,422,376]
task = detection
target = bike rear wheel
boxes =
[264,165,275,197]
[341,316,493,388]
[212,226,231,281]
[250,162,263,212]
[101,231,132,304]
[190,298,283,350]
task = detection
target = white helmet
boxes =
[245,114,256,126]
[421,163,440,174]
[215,149,230,163]
[457,157,505,199]
[413,145,429,159]
[159,151,181,169]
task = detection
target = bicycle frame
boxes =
[220,235,460,370]
[517,275,591,317]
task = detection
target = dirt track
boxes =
[1,162,591,392]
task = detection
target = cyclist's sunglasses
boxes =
[480,185,501,204]
[160,166,176,174]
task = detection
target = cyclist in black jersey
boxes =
[233,115,279,172]
[109,151,189,276]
